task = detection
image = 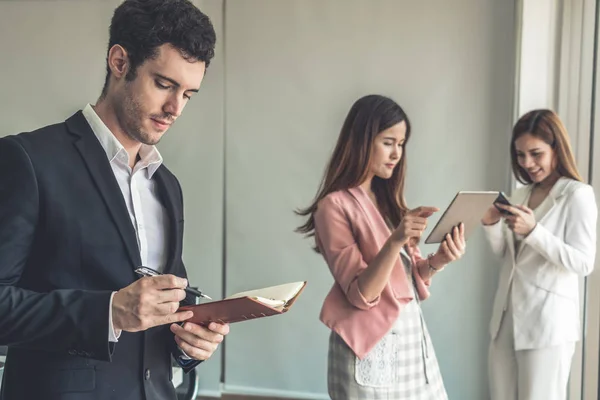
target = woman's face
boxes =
[514,133,557,183]
[369,121,407,180]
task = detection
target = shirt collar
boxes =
[82,104,163,178]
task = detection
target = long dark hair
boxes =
[511,109,582,184]
[296,94,411,245]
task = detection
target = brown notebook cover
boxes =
[179,281,307,325]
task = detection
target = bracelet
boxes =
[427,253,443,273]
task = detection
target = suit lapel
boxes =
[347,186,413,299]
[153,167,180,274]
[531,178,571,223]
[514,178,568,260]
[347,186,391,248]
[66,111,142,269]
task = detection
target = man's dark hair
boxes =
[101,0,216,97]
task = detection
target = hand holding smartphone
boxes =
[494,192,514,215]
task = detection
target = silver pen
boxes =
[134,266,212,300]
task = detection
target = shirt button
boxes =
[144,368,151,380]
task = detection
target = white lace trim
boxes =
[354,334,399,387]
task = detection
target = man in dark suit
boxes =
[0,1,228,399]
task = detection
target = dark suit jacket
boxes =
[0,111,200,400]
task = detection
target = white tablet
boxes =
[424,191,501,244]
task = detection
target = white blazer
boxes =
[484,177,597,350]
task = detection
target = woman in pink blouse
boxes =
[297,94,466,399]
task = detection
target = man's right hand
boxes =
[112,275,194,333]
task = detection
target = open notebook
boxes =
[179,281,307,325]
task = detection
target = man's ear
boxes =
[107,44,130,80]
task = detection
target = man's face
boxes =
[113,44,206,145]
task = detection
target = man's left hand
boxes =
[170,321,229,360]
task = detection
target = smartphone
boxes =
[494,192,513,215]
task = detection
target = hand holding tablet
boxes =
[425,191,508,244]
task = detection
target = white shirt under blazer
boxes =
[484,177,597,350]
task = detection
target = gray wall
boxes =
[223,1,515,398]
[0,0,516,399]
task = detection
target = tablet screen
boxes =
[424,191,500,244]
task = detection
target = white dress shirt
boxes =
[82,104,169,342]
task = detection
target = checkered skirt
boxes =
[327,254,448,399]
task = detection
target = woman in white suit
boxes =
[482,109,597,400]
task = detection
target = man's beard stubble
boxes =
[114,85,167,146]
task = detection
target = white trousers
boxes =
[488,302,575,400]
